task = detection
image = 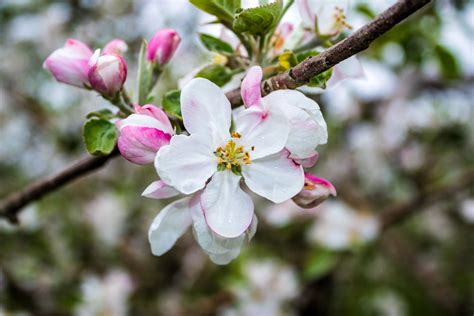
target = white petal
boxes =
[234,106,289,160]
[180,78,231,144]
[263,90,327,159]
[201,171,254,238]
[155,134,217,194]
[242,150,304,203]
[148,197,192,256]
[142,180,180,199]
[208,248,242,265]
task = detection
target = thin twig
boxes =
[0,149,119,224]
[225,0,432,106]
[0,0,431,221]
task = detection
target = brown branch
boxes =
[379,169,474,231]
[0,0,431,222]
[225,0,432,106]
[0,149,119,224]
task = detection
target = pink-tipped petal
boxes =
[117,126,171,165]
[148,197,192,256]
[103,39,128,56]
[43,39,93,88]
[147,29,181,65]
[242,150,304,203]
[201,171,254,239]
[294,152,319,168]
[88,54,127,98]
[292,173,336,208]
[241,66,263,109]
[133,104,174,135]
[142,180,180,199]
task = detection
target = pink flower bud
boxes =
[292,172,336,208]
[43,39,93,88]
[146,29,181,66]
[88,50,127,98]
[103,39,128,56]
[116,104,173,165]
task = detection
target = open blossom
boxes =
[43,39,93,88]
[155,77,306,238]
[297,0,352,37]
[292,172,337,208]
[116,104,173,165]
[88,49,127,98]
[147,29,181,66]
[241,66,327,160]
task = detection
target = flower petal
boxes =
[263,90,327,159]
[142,180,180,199]
[117,126,171,165]
[201,171,254,238]
[155,133,217,194]
[181,78,231,144]
[327,56,365,88]
[234,106,290,160]
[148,197,192,256]
[241,66,263,108]
[133,104,174,135]
[116,113,173,135]
[103,39,128,55]
[242,150,304,203]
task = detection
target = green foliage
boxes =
[296,51,333,88]
[86,109,115,120]
[190,0,241,24]
[195,64,233,86]
[137,40,152,105]
[303,249,339,280]
[434,44,461,80]
[278,50,298,70]
[199,33,234,54]
[162,90,182,118]
[233,0,282,36]
[82,119,118,155]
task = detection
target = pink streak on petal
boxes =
[117,126,171,165]
[134,104,174,134]
[142,180,179,199]
[241,66,263,109]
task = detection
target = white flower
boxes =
[307,201,379,250]
[155,77,307,238]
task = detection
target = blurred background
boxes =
[0,0,473,315]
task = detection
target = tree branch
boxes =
[225,0,432,106]
[0,149,119,224]
[0,0,431,222]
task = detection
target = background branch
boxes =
[0,0,431,222]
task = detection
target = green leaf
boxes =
[195,64,233,87]
[199,33,234,54]
[162,90,182,118]
[137,40,152,105]
[83,119,118,155]
[434,44,461,80]
[86,109,115,120]
[296,51,333,89]
[190,0,241,24]
[303,250,338,280]
[233,0,282,36]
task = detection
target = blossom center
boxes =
[214,132,253,175]
[329,6,352,34]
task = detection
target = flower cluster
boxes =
[117,65,335,264]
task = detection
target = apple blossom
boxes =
[241,66,328,159]
[43,39,93,88]
[292,172,337,208]
[102,39,128,56]
[147,29,181,66]
[297,0,352,37]
[116,104,173,165]
[88,49,128,98]
[154,77,308,239]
